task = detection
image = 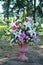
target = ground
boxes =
[0,44,43,65]
[0,35,43,65]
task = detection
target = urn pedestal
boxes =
[18,44,28,61]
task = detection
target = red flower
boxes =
[15,22,19,26]
[26,31,29,35]
[12,25,17,30]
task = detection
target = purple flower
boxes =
[25,18,29,22]
[33,35,37,39]
[18,37,23,42]
[20,32,25,38]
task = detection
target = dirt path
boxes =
[0,45,43,65]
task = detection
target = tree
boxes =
[37,0,43,17]
[33,0,36,23]
[11,0,33,16]
[2,0,10,19]
[1,0,37,18]
[1,0,15,18]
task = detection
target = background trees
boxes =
[0,0,33,18]
[0,0,43,21]
[37,0,43,17]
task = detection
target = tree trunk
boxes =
[33,0,36,23]
[6,0,10,19]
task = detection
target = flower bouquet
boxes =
[10,17,38,61]
[10,17,37,45]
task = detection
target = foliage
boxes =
[0,18,11,40]
[0,26,8,40]
[0,35,9,40]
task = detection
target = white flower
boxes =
[35,22,39,26]
[29,29,33,36]
[23,21,31,29]
[18,29,22,37]
[29,28,36,36]
[9,20,15,26]
[13,29,22,38]
[26,17,32,21]
[10,29,15,33]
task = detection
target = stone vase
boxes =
[18,43,28,61]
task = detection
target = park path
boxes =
[0,44,43,65]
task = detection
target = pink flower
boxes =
[12,25,17,30]
[25,18,29,22]
[25,31,29,35]
[26,38,30,43]
[18,37,23,42]
[15,22,19,26]
[26,39,29,43]
[28,38,30,41]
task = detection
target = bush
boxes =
[0,25,11,40]
[0,35,9,40]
